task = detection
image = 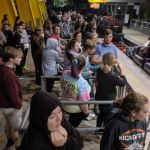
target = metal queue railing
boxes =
[20,75,150,149]
[130,19,150,35]
[41,75,133,98]
[19,100,113,133]
[20,74,133,131]
[20,99,150,132]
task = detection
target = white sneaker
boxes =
[89,113,96,117]
[85,113,96,121]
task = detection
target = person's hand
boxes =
[58,126,68,142]
[51,132,65,147]
[50,130,67,147]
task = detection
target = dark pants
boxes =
[46,78,55,93]
[68,112,89,127]
[32,53,42,84]
[46,74,60,93]
[96,104,114,127]
[16,48,28,76]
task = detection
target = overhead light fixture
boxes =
[90,3,100,9]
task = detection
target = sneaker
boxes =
[85,113,96,121]
[23,65,30,71]
[89,113,96,117]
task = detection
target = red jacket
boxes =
[49,34,60,41]
[0,65,23,109]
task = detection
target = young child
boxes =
[0,46,23,149]
[63,39,81,71]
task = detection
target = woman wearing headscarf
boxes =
[21,91,83,150]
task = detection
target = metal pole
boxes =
[61,100,114,105]
[20,104,30,130]
[41,76,45,91]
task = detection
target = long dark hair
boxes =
[71,56,86,79]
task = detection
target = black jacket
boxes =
[0,44,4,58]
[100,112,147,150]
[21,91,83,150]
[95,69,126,100]
[4,29,13,46]
[31,32,44,55]
[12,31,22,48]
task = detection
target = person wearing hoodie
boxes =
[21,91,83,150]
[42,38,61,92]
[100,92,150,150]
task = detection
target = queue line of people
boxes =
[0,11,150,150]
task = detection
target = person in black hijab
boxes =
[21,91,83,150]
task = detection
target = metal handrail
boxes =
[130,19,150,35]
[20,75,150,149]
[41,75,133,96]
[41,75,96,91]
[61,100,113,105]
[20,99,150,131]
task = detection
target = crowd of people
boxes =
[0,10,149,150]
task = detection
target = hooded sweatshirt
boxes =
[100,112,147,150]
[21,91,83,150]
[42,38,61,76]
[95,69,126,100]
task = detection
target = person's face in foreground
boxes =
[47,106,63,132]
[132,102,150,121]
[13,55,22,65]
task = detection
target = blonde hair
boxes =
[89,32,98,39]
[102,52,115,73]
[83,39,96,50]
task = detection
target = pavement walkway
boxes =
[123,27,149,45]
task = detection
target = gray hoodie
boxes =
[42,38,60,76]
